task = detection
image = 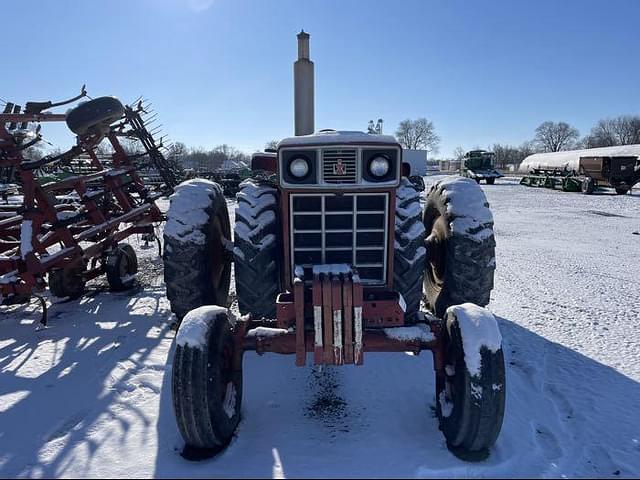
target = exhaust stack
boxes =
[294,30,315,136]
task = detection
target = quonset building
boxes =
[518,144,640,173]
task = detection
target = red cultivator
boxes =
[0,88,180,321]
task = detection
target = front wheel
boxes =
[172,306,243,452]
[437,303,505,457]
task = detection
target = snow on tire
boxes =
[438,303,505,456]
[163,179,232,320]
[393,177,426,321]
[234,179,280,319]
[423,176,496,318]
[172,306,242,451]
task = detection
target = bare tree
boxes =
[265,140,279,151]
[452,146,466,161]
[533,121,580,152]
[583,115,640,148]
[395,118,440,153]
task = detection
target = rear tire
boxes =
[163,180,232,320]
[234,178,280,319]
[423,177,496,318]
[393,178,426,321]
[172,307,242,452]
[106,243,138,291]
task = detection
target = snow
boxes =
[175,305,229,348]
[312,264,352,275]
[20,220,33,259]
[519,144,640,173]
[1,182,640,477]
[432,176,495,240]
[278,130,398,147]
[163,179,222,245]
[245,327,289,338]
[447,303,502,377]
[383,323,434,342]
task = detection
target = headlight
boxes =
[369,156,390,177]
[289,157,309,178]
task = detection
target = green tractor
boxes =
[461,150,503,185]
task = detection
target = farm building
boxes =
[403,149,428,175]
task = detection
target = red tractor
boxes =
[162,33,505,459]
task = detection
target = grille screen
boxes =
[322,149,357,183]
[291,193,388,284]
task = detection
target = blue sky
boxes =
[3,0,639,157]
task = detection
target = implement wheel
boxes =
[423,177,496,318]
[486,177,495,185]
[65,97,125,136]
[106,243,138,291]
[164,180,232,320]
[581,177,595,195]
[172,307,242,454]
[49,265,86,299]
[615,187,629,195]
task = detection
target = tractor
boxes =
[461,150,503,184]
[162,32,505,459]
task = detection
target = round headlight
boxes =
[289,157,309,178]
[369,156,390,177]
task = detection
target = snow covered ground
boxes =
[1,177,639,478]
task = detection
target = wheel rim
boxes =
[425,215,448,295]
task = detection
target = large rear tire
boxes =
[423,177,496,318]
[163,180,232,320]
[234,178,280,319]
[172,306,242,452]
[393,178,426,322]
[437,304,505,457]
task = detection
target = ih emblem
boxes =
[333,158,346,176]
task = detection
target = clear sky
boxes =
[3,0,639,157]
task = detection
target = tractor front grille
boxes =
[322,149,357,183]
[290,192,388,284]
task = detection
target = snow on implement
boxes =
[163,32,506,459]
[0,88,180,320]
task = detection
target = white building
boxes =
[403,149,428,176]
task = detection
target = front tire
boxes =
[437,304,505,457]
[423,177,496,318]
[163,180,232,320]
[393,178,426,321]
[172,306,242,452]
